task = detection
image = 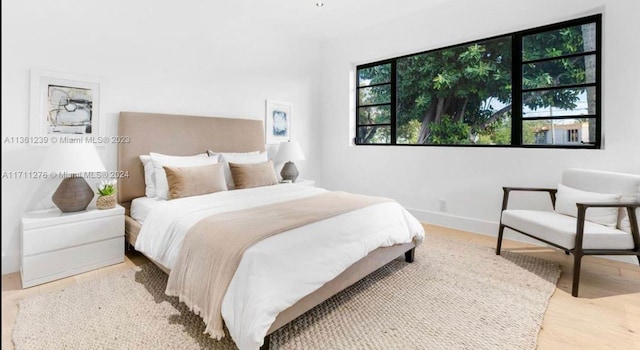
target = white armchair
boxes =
[496,169,640,297]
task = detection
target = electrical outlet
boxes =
[438,199,447,212]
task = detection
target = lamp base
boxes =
[280,161,299,183]
[52,177,94,212]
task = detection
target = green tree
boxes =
[521,119,558,144]
[428,115,470,144]
[477,117,511,145]
[359,23,593,145]
[397,119,421,144]
[397,38,512,144]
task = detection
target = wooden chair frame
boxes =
[496,187,640,297]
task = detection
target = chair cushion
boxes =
[555,183,621,227]
[501,210,634,250]
[562,168,640,234]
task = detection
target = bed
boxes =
[117,112,424,350]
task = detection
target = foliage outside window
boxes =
[355,15,601,148]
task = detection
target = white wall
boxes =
[1,0,322,273]
[4,0,639,275]
[319,0,640,252]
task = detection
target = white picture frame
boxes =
[30,70,101,144]
[265,100,292,144]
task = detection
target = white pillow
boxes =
[555,183,622,227]
[149,152,216,199]
[207,151,267,190]
[207,150,259,158]
[139,155,156,198]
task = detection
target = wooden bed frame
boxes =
[117,111,416,349]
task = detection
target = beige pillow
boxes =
[150,152,214,199]
[208,150,268,190]
[555,183,621,227]
[229,161,279,189]
[163,163,227,200]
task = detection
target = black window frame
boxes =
[355,61,395,144]
[355,14,602,149]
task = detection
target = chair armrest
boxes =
[575,202,640,209]
[574,202,640,253]
[500,187,558,211]
[503,187,557,194]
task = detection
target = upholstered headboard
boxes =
[117,112,265,205]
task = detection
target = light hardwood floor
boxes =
[2,224,639,349]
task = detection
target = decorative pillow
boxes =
[163,163,227,200]
[207,150,267,190]
[149,152,215,199]
[229,161,279,189]
[139,155,156,197]
[555,183,622,227]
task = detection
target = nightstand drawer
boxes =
[21,237,124,287]
[23,215,124,256]
[21,205,126,288]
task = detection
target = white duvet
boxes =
[135,184,425,350]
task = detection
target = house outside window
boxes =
[355,15,601,149]
[534,128,548,144]
[533,122,586,145]
[567,129,579,143]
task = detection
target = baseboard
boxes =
[407,208,498,236]
[407,208,638,265]
[2,252,20,275]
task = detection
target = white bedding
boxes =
[130,196,164,224]
[135,184,425,350]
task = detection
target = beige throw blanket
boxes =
[165,191,391,339]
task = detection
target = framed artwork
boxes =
[30,70,101,143]
[265,100,292,144]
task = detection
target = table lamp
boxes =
[39,141,106,212]
[275,141,305,182]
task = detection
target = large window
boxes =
[355,15,601,148]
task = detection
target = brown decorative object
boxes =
[52,177,94,212]
[280,161,299,183]
[275,141,305,183]
[96,194,117,210]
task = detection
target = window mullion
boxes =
[512,34,523,146]
[522,82,596,93]
[522,50,597,64]
[358,81,391,89]
[390,61,397,145]
[595,17,602,148]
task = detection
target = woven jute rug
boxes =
[13,235,559,350]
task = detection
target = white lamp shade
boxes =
[275,141,305,162]
[39,142,106,174]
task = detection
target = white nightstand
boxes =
[294,179,316,187]
[280,179,315,187]
[21,205,125,288]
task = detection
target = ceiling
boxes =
[219,0,452,40]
